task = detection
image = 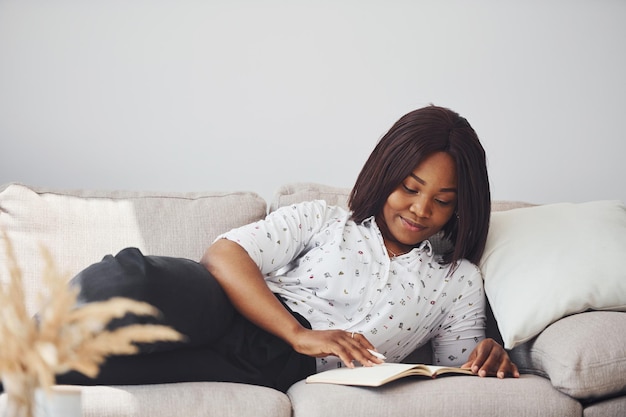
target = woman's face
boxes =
[379,152,458,256]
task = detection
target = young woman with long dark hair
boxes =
[58,105,518,392]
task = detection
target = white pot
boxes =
[34,386,82,417]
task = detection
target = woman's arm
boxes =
[200,238,383,368]
[201,239,304,345]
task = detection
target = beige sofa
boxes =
[1,182,625,417]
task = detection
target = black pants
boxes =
[55,247,316,393]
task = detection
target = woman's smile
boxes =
[400,216,426,233]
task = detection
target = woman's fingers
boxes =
[291,329,385,368]
[337,331,385,367]
[466,338,520,378]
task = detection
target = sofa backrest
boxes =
[0,183,266,315]
[0,180,534,330]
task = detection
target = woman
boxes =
[59,105,518,392]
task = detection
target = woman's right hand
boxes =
[289,327,385,368]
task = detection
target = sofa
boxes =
[0,182,625,417]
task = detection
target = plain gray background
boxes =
[1,0,624,204]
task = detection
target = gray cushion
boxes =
[510,311,626,400]
[0,183,266,315]
[1,382,292,417]
[288,375,581,417]
[582,395,626,417]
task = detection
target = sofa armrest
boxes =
[509,311,626,401]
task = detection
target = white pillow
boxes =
[480,200,626,349]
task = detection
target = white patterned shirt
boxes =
[219,200,485,372]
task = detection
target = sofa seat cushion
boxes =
[0,183,266,315]
[288,375,581,417]
[582,395,626,417]
[0,382,292,417]
[510,311,626,401]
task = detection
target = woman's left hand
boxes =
[462,338,520,379]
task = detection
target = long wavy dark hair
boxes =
[349,105,491,265]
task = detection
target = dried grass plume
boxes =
[0,230,184,417]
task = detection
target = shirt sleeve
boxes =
[430,261,486,367]
[216,200,346,275]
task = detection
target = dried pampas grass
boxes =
[0,230,184,417]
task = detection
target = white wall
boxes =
[1,0,624,204]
